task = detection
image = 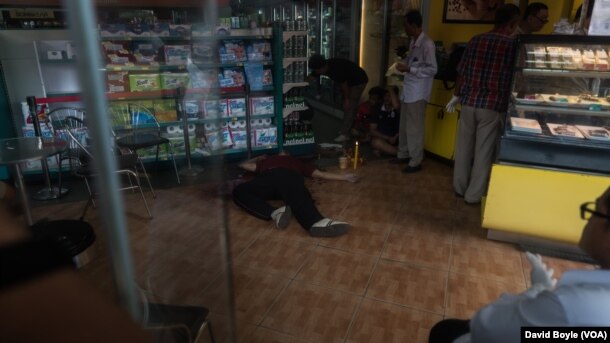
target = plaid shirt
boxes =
[457,28,516,112]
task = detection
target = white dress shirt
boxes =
[400,31,437,103]
[454,269,610,343]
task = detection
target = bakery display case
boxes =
[483,34,610,247]
[501,34,610,174]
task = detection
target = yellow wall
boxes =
[427,0,576,48]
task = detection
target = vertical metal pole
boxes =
[380,0,390,87]
[62,0,141,321]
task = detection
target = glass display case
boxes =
[500,35,610,174]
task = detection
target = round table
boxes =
[0,137,67,225]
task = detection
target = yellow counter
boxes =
[424,79,458,160]
[483,164,610,244]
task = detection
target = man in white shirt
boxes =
[394,10,437,173]
[428,186,610,343]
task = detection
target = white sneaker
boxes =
[309,218,349,237]
[333,134,349,143]
[271,206,291,230]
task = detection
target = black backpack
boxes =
[436,45,466,90]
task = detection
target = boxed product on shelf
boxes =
[189,69,219,89]
[253,126,277,146]
[102,41,132,65]
[191,23,214,37]
[203,130,222,150]
[184,100,200,119]
[219,39,247,62]
[230,129,248,149]
[220,67,245,87]
[99,24,126,37]
[163,45,191,65]
[250,96,274,115]
[106,71,130,93]
[150,22,170,36]
[129,73,161,92]
[246,40,272,61]
[22,126,54,138]
[263,68,273,86]
[582,50,595,70]
[153,99,177,122]
[133,42,160,65]
[160,73,190,90]
[228,98,246,117]
[202,99,229,118]
[166,136,198,154]
[126,24,151,37]
[169,24,191,37]
[192,42,217,62]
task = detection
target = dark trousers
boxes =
[232,168,323,230]
[428,319,470,343]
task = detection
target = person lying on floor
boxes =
[233,153,359,237]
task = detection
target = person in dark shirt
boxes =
[233,153,359,237]
[370,86,400,156]
[308,54,369,143]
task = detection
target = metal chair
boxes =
[144,303,216,343]
[46,107,88,193]
[62,116,152,219]
[111,103,180,199]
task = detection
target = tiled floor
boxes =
[33,157,595,343]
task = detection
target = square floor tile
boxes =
[262,281,360,343]
[318,219,392,256]
[445,273,526,319]
[346,298,442,343]
[200,267,291,325]
[235,236,316,278]
[366,260,447,314]
[338,201,401,224]
[295,246,378,295]
[382,227,452,271]
[450,243,525,286]
[242,327,310,343]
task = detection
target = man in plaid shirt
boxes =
[445,4,520,205]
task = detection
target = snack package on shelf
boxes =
[262,68,273,86]
[189,69,219,89]
[133,42,160,65]
[253,126,277,147]
[582,50,595,70]
[184,100,200,119]
[219,39,247,63]
[169,24,191,37]
[160,73,190,90]
[192,42,217,62]
[164,45,191,65]
[100,24,126,37]
[150,22,170,36]
[220,67,245,87]
[230,129,248,149]
[102,41,133,65]
[596,49,608,71]
[129,73,161,92]
[576,125,610,141]
[152,99,177,122]
[510,117,542,134]
[126,24,151,37]
[106,71,130,93]
[547,123,584,138]
[246,40,272,61]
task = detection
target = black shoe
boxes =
[402,165,422,173]
[464,200,481,206]
[454,192,464,198]
[389,157,410,164]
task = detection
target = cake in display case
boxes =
[499,35,610,174]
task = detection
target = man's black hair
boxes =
[368,86,387,98]
[404,10,423,28]
[308,54,327,70]
[523,2,548,20]
[495,4,521,26]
